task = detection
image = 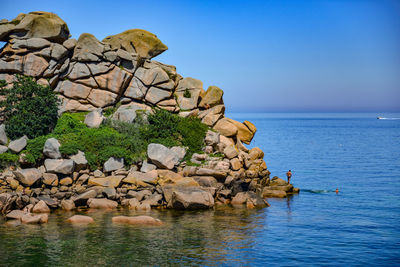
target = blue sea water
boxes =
[227,112,400,266]
[0,112,399,266]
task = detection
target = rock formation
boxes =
[0,11,299,218]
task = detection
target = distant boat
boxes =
[377,117,400,120]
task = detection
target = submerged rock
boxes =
[111,215,163,225]
[67,215,94,224]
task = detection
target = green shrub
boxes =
[0,75,60,139]
[183,89,191,98]
[103,107,116,117]
[23,135,52,164]
[141,109,208,159]
[0,152,19,169]
[9,107,208,169]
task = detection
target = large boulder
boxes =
[103,157,124,172]
[44,159,75,174]
[102,29,168,59]
[0,145,7,154]
[175,77,203,110]
[72,190,97,206]
[8,135,28,153]
[169,187,214,210]
[42,173,58,186]
[213,118,238,137]
[87,89,118,108]
[249,147,264,160]
[0,124,8,145]
[111,106,140,123]
[147,143,181,169]
[145,87,172,104]
[140,161,156,173]
[231,191,269,208]
[0,193,15,214]
[94,66,132,93]
[20,213,48,224]
[229,119,257,145]
[135,66,169,86]
[69,150,88,170]
[199,86,224,108]
[262,189,287,198]
[6,209,27,220]
[43,138,61,159]
[204,130,220,146]
[112,215,163,225]
[88,176,124,188]
[61,199,75,211]
[32,200,50,213]
[157,170,199,187]
[58,80,92,99]
[0,11,70,43]
[72,33,104,61]
[123,170,158,185]
[84,109,104,128]
[224,145,239,159]
[13,168,41,186]
[87,198,118,209]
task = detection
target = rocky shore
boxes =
[0,11,299,225]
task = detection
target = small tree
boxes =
[0,75,60,139]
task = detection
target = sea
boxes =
[0,112,399,266]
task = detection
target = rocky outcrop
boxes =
[102,29,168,59]
[0,11,257,148]
[0,11,300,219]
[0,11,70,43]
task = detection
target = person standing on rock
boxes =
[286,170,292,184]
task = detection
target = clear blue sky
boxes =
[1,0,399,112]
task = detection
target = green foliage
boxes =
[186,161,201,167]
[23,135,52,164]
[53,112,86,135]
[183,89,191,98]
[209,152,224,158]
[103,107,116,117]
[141,109,208,159]
[6,105,208,169]
[0,152,19,169]
[0,75,60,139]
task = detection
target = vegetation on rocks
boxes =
[0,153,19,169]
[0,75,60,140]
[14,99,208,169]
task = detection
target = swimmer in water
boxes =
[336,188,339,194]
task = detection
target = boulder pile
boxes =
[0,11,299,218]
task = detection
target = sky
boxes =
[1,0,399,112]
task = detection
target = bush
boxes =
[23,135,51,164]
[0,152,19,169]
[19,108,209,169]
[140,109,208,159]
[0,75,60,139]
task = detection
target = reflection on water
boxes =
[0,206,266,266]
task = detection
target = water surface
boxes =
[1,112,399,266]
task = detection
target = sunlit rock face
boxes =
[0,11,291,215]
